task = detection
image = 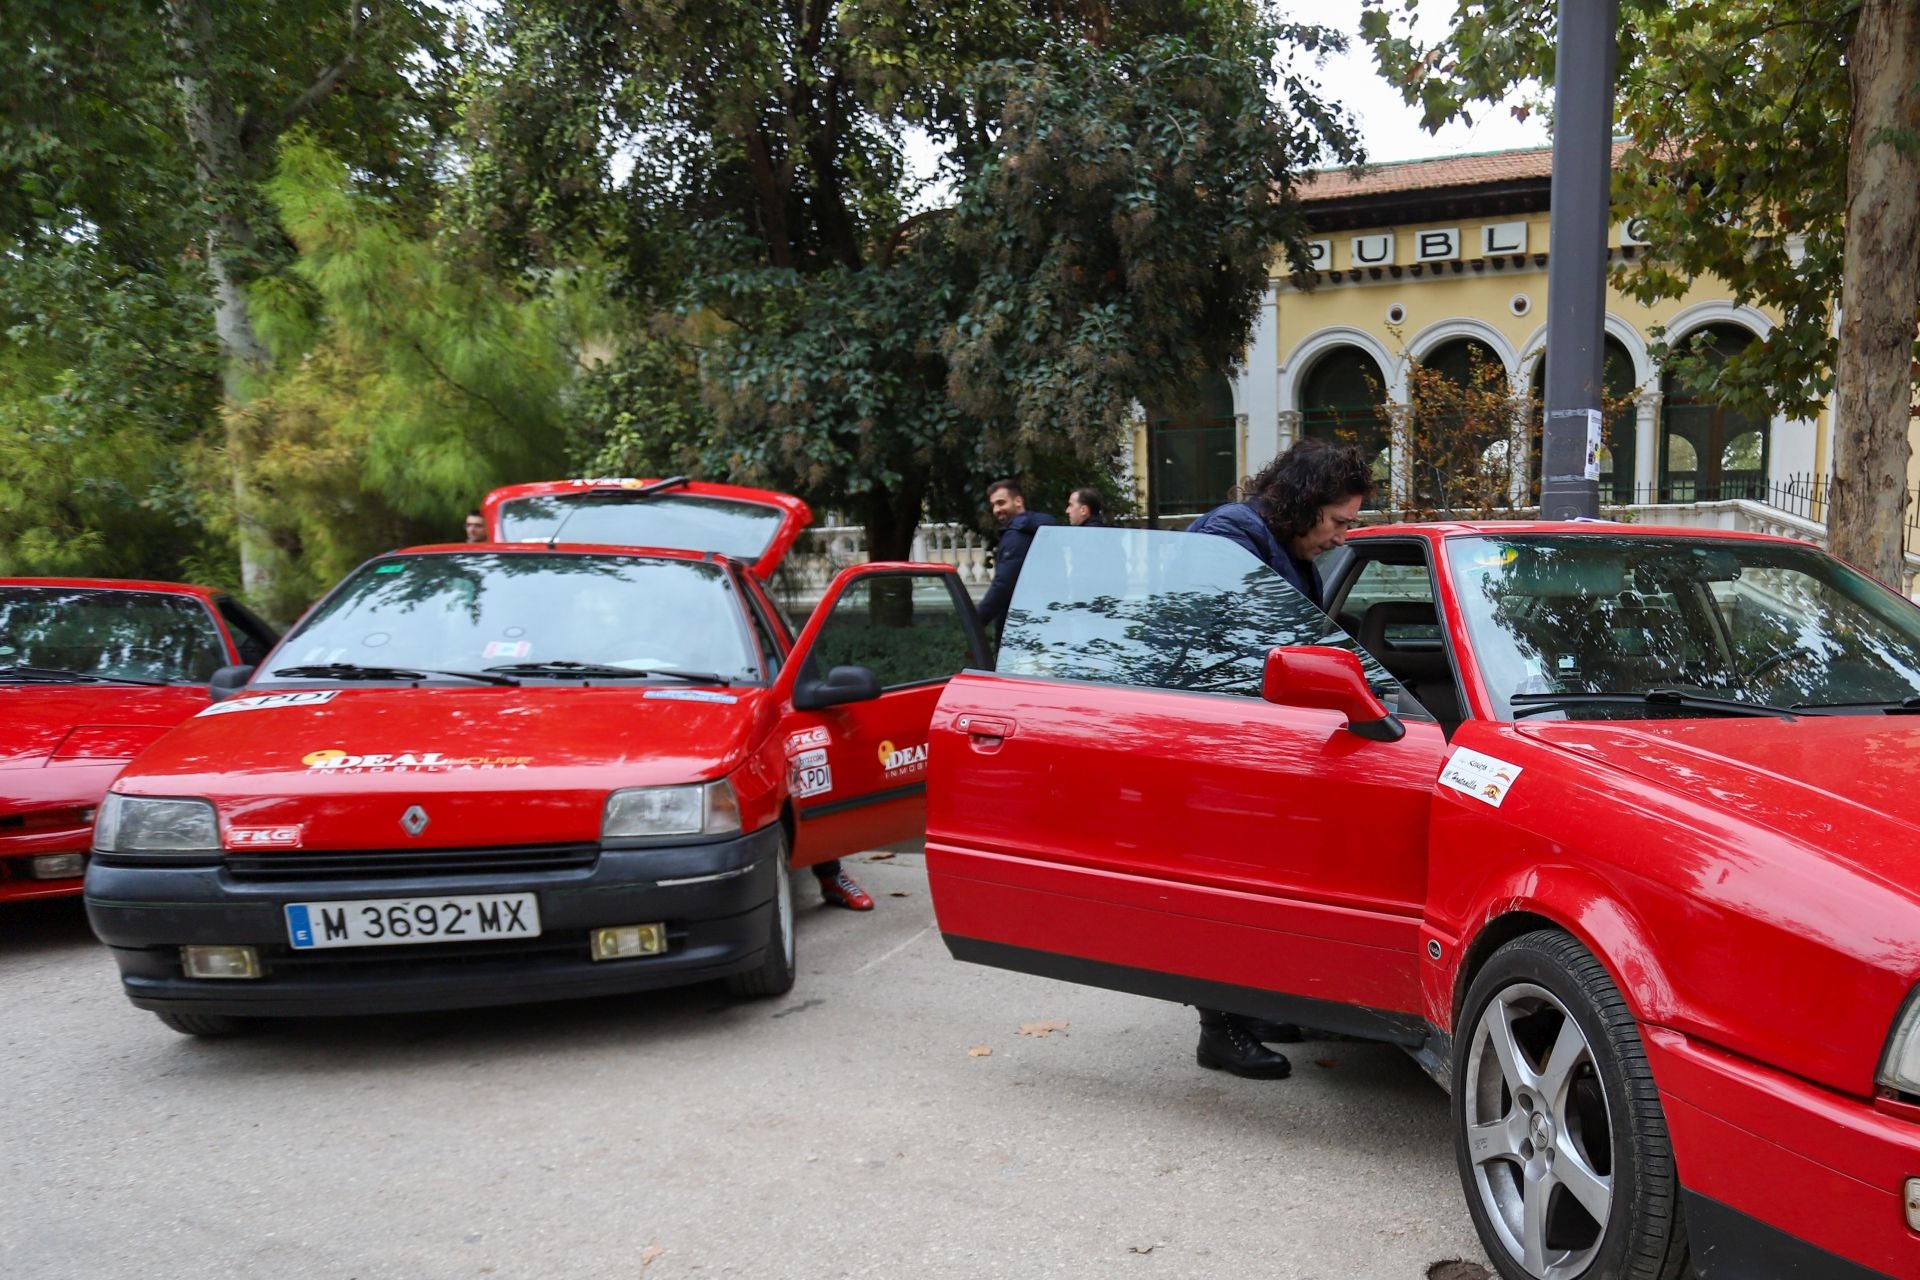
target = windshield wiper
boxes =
[1790,695,1920,715]
[482,660,730,685]
[271,662,520,686]
[1510,689,1799,719]
[0,664,171,687]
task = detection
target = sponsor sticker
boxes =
[643,689,739,705]
[198,690,341,718]
[483,640,532,659]
[374,563,406,574]
[785,726,830,756]
[789,747,832,798]
[567,476,642,488]
[301,748,532,774]
[228,825,303,849]
[877,739,930,777]
[1439,747,1523,808]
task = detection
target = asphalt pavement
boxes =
[1,850,1489,1280]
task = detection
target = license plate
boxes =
[285,893,541,950]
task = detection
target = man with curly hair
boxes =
[1183,436,1374,1079]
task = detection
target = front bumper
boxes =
[84,823,786,1018]
[1646,1026,1920,1279]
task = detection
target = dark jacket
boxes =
[978,510,1059,629]
[1186,500,1323,609]
[1078,514,1107,527]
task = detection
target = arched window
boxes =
[1411,338,1510,513]
[1299,347,1391,507]
[1661,325,1767,502]
[1529,336,1639,503]
[1145,371,1237,518]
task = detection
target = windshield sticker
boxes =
[199,690,341,718]
[786,726,830,756]
[483,640,532,659]
[789,747,832,798]
[879,740,930,778]
[643,689,738,705]
[301,748,532,774]
[227,824,303,849]
[1440,747,1523,808]
[374,563,406,573]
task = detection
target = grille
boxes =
[223,843,599,880]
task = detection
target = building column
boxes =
[1275,409,1302,453]
[1508,402,1533,508]
[1390,407,1413,512]
[1635,392,1662,498]
[1236,285,1281,467]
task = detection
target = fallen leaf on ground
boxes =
[967,1044,993,1057]
[1313,1057,1338,1069]
[888,890,910,897]
[1128,1244,1159,1255]
[1426,1261,1491,1280]
[1017,1020,1070,1037]
[640,1244,664,1267]
[867,851,896,860]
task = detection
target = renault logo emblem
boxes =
[400,805,430,837]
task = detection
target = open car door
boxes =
[483,477,811,579]
[777,563,991,868]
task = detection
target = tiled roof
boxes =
[1299,144,1629,202]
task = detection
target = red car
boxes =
[2,579,278,903]
[926,522,1920,1280]
[86,479,987,1036]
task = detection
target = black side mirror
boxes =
[792,664,881,711]
[207,665,257,702]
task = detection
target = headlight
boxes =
[602,779,742,840]
[1879,987,1920,1094]
[92,793,221,856]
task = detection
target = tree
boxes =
[1361,0,1920,581]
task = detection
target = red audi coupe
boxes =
[2,579,277,902]
[85,480,986,1035]
[926,522,1920,1280]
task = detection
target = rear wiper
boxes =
[545,475,692,547]
[0,664,171,687]
[1510,689,1799,719]
[272,662,520,686]
[483,661,730,685]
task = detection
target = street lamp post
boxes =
[1539,0,1621,520]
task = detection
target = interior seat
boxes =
[1358,600,1463,732]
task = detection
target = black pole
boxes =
[1539,0,1620,520]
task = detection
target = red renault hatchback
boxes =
[86,480,986,1034]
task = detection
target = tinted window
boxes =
[0,587,227,683]
[215,596,279,664]
[997,527,1418,711]
[263,552,760,685]
[497,493,787,562]
[805,574,976,690]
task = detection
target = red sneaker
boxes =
[818,870,875,911]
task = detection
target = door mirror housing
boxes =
[792,664,882,711]
[1261,646,1404,742]
[207,665,256,702]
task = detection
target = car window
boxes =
[1338,559,1440,642]
[804,573,976,691]
[1447,534,1920,718]
[0,586,228,683]
[496,492,786,562]
[262,552,762,686]
[995,526,1425,716]
[214,595,279,665]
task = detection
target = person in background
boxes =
[975,478,1059,636]
[1065,488,1106,527]
[464,510,487,543]
[1183,437,1375,1080]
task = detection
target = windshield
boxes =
[997,526,1429,719]
[1446,534,1920,720]
[0,586,226,684]
[496,493,787,563]
[262,552,761,686]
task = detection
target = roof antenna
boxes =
[545,475,693,549]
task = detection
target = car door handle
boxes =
[956,715,1014,751]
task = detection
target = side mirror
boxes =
[207,665,256,702]
[1261,646,1404,742]
[792,664,882,711]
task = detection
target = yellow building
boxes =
[1137,146,1822,519]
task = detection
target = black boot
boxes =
[1242,1017,1305,1044]
[1195,1011,1292,1079]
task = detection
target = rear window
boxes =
[496,493,786,562]
[0,586,227,683]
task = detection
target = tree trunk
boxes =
[1827,0,1920,586]
[862,478,925,628]
[169,0,277,596]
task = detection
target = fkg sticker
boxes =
[785,726,830,756]
[227,825,303,849]
[789,747,833,798]
[1439,747,1523,808]
[198,690,340,717]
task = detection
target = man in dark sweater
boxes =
[976,478,1059,636]
[1065,487,1106,527]
[1184,437,1375,1079]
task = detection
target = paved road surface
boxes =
[1,850,1488,1279]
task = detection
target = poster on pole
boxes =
[1584,409,1604,481]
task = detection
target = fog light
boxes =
[591,923,667,961]
[1906,1178,1920,1232]
[27,853,85,879]
[180,945,261,980]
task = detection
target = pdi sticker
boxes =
[789,748,832,798]
[198,690,340,718]
[1439,747,1523,808]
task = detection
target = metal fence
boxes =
[1616,473,1920,556]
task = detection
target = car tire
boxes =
[1453,929,1689,1280]
[724,841,796,999]
[155,1011,251,1038]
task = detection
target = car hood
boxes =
[111,685,766,848]
[0,683,212,769]
[1520,715,1920,894]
